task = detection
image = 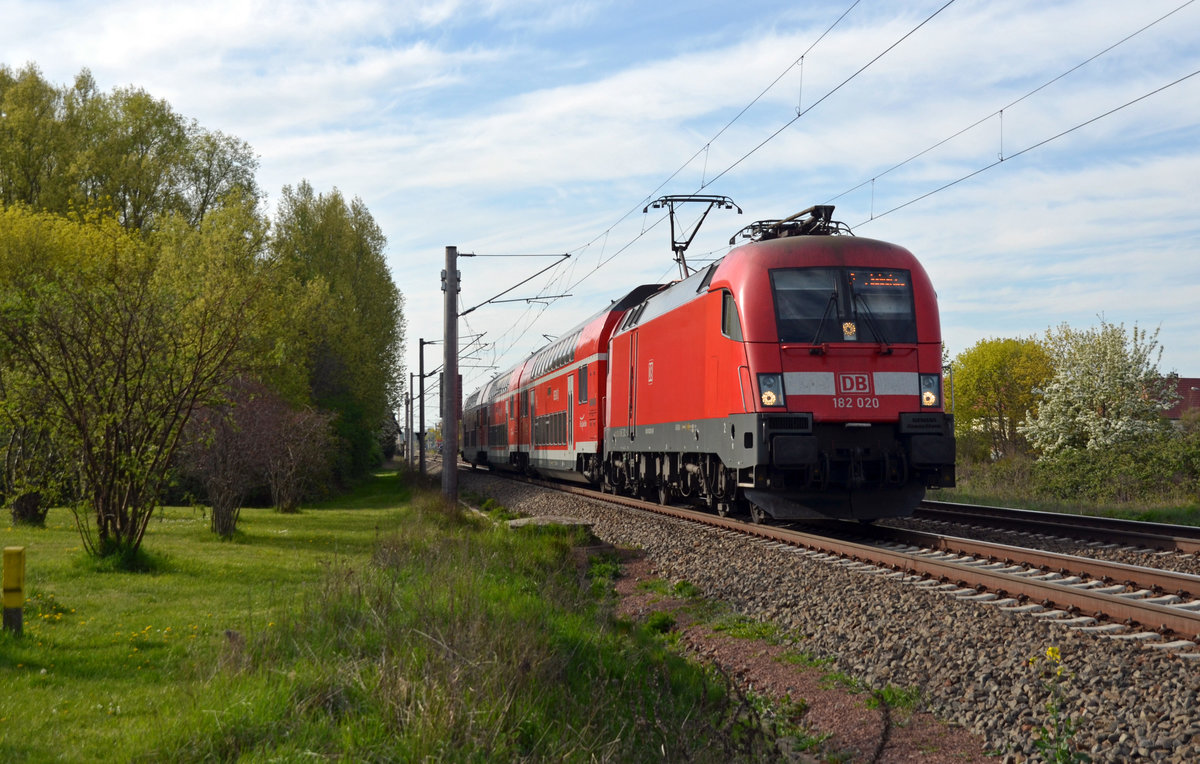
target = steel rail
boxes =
[871,525,1200,599]
[502,473,1200,639]
[917,500,1200,555]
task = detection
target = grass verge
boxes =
[1,471,794,761]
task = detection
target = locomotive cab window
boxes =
[771,267,917,344]
[578,364,588,404]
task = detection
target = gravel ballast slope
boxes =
[460,470,1200,763]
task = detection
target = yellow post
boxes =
[3,546,25,636]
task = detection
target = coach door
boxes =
[567,374,575,451]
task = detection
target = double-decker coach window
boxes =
[771,267,916,344]
[578,364,588,404]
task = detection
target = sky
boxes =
[3,0,1199,422]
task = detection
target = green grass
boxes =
[819,670,866,693]
[710,613,785,644]
[0,470,411,760]
[0,470,795,761]
[867,685,921,712]
[462,490,522,522]
[781,651,835,669]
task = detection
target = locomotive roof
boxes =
[611,232,930,339]
[470,282,664,403]
[612,259,718,335]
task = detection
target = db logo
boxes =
[838,373,871,394]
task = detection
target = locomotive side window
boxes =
[771,267,916,344]
[578,364,588,404]
[721,291,743,341]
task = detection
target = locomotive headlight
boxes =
[919,374,941,408]
[758,373,786,408]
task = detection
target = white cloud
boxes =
[2,0,1198,388]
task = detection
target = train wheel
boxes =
[716,502,730,518]
[747,502,767,524]
[657,484,670,506]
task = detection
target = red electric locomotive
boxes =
[461,205,955,522]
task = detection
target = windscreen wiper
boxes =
[853,293,892,355]
[808,291,838,354]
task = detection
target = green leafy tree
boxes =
[0,200,270,557]
[1,65,259,231]
[271,181,405,481]
[1020,320,1178,455]
[180,126,260,226]
[951,337,1052,459]
[0,63,68,210]
[71,84,189,230]
[0,382,66,525]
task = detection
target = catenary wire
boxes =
[454,0,1189,390]
[825,0,1196,208]
[457,1,955,385]
[855,67,1200,227]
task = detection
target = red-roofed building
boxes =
[1165,378,1200,422]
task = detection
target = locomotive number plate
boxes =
[833,397,880,409]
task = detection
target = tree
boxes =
[1,66,260,231]
[951,337,1052,459]
[1019,320,1178,455]
[0,63,68,211]
[178,377,334,524]
[177,377,267,538]
[180,126,260,226]
[71,84,189,230]
[379,412,401,460]
[262,403,335,514]
[271,181,405,481]
[0,381,65,525]
[0,200,269,556]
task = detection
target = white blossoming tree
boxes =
[1019,320,1178,454]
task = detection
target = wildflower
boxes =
[1029,645,1087,763]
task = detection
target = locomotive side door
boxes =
[627,329,638,441]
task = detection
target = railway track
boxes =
[481,467,1200,654]
[915,499,1200,555]
[457,464,1200,759]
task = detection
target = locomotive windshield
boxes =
[770,267,917,344]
